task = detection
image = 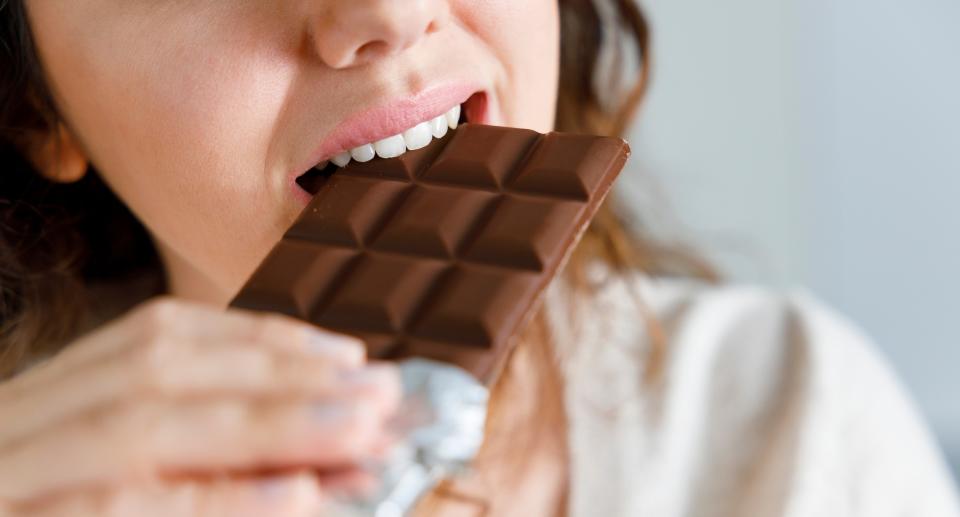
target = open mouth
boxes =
[295,91,484,196]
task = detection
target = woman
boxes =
[1,0,957,515]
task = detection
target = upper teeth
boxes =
[320,104,461,170]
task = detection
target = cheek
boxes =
[28,0,562,300]
[459,0,560,132]
[33,5,301,293]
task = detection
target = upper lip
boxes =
[295,82,480,174]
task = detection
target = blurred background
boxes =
[623,0,960,481]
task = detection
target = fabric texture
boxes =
[544,269,960,517]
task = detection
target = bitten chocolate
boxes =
[231,124,630,383]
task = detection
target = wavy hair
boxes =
[0,0,716,380]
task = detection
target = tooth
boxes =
[331,151,351,167]
[403,122,432,151]
[446,104,461,130]
[314,160,329,170]
[429,115,448,139]
[350,143,375,163]
[373,134,406,158]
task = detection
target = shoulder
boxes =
[548,269,874,405]
[550,270,960,517]
[557,268,916,397]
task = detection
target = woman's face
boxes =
[24,1,560,304]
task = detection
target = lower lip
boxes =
[290,91,490,206]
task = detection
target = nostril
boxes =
[425,20,439,34]
[355,40,390,62]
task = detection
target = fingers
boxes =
[0,338,388,447]
[0,297,375,447]
[12,471,326,517]
[6,297,365,398]
[0,296,399,508]
[316,468,380,500]
[0,368,399,503]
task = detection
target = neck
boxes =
[154,239,233,306]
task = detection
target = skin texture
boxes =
[4,0,564,515]
[25,0,559,305]
[0,298,403,515]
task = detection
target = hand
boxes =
[0,297,400,516]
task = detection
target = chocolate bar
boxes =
[230,124,629,382]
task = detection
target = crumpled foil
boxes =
[322,358,489,517]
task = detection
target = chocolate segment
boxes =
[231,124,629,382]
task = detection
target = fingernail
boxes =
[338,364,397,388]
[312,402,351,422]
[308,331,364,360]
[257,476,289,499]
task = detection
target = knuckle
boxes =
[250,314,304,344]
[137,297,184,337]
[142,296,182,321]
[130,335,178,396]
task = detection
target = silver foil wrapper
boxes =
[322,358,489,517]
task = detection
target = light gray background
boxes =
[624,0,959,480]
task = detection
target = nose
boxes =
[308,0,450,69]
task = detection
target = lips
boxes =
[295,90,485,195]
[324,102,462,168]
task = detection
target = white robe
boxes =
[545,269,960,517]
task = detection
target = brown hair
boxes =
[0,0,715,382]
[552,0,718,382]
